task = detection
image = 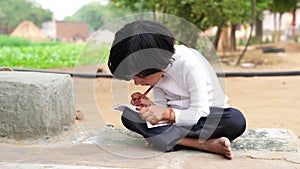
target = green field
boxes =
[0,35,110,69]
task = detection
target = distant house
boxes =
[56,21,88,42]
[42,21,89,42]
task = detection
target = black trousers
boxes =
[121,107,246,152]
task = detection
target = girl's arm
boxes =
[152,87,168,108]
[171,66,211,126]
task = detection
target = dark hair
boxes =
[108,20,175,80]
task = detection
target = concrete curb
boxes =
[0,127,299,168]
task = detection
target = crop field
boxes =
[0,35,110,69]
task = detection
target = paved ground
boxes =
[0,123,299,169]
[0,77,299,169]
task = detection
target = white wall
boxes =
[263,9,300,41]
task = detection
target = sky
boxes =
[31,0,108,20]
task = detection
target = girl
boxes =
[108,20,246,159]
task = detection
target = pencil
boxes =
[140,86,154,99]
[135,86,154,106]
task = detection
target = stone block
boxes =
[0,72,75,141]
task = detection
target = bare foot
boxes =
[202,137,233,159]
[177,137,233,159]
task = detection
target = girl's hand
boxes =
[130,92,153,106]
[138,105,169,125]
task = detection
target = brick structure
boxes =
[56,21,88,42]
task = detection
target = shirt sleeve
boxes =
[153,87,168,108]
[173,65,211,126]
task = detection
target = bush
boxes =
[294,35,299,43]
[0,35,64,47]
[0,35,111,69]
[0,44,83,68]
[0,43,110,69]
[0,35,32,47]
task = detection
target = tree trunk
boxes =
[213,23,224,50]
[292,9,296,40]
[278,13,283,43]
[219,27,229,56]
[152,6,157,20]
[255,18,263,43]
[236,0,255,65]
[160,3,166,22]
[274,12,278,43]
[230,24,236,51]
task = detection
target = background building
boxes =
[42,20,88,42]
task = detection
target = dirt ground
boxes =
[57,43,300,139]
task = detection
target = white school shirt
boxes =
[153,45,229,126]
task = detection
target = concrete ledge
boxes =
[0,127,299,168]
[0,72,75,141]
[70,127,300,163]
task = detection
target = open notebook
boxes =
[113,104,171,128]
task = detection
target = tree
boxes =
[112,0,253,51]
[0,0,52,29]
[218,0,252,51]
[291,2,300,40]
[236,0,256,65]
[64,2,131,32]
[254,0,269,43]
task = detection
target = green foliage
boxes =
[112,0,252,30]
[294,35,299,43]
[76,43,111,66]
[0,35,32,47]
[112,0,253,49]
[0,0,52,28]
[256,0,270,20]
[0,43,110,69]
[265,37,270,43]
[64,2,131,31]
[0,35,63,47]
[0,44,79,68]
[238,36,275,46]
[269,0,299,13]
